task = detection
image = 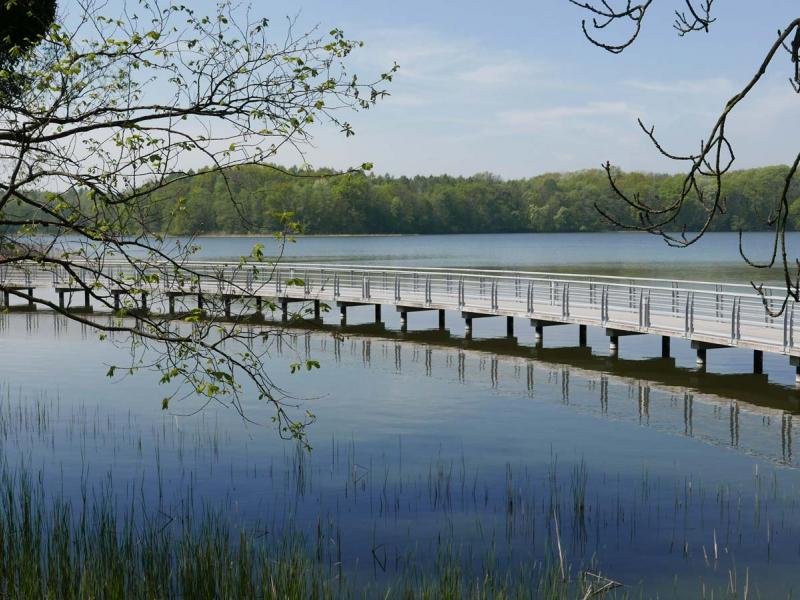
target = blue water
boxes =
[189,231,794,283]
[3,232,800,596]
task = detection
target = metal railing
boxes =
[0,260,796,355]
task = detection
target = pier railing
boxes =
[0,260,796,358]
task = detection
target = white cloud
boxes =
[623,77,735,95]
[459,60,546,85]
[498,102,636,131]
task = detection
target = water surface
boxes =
[3,232,800,596]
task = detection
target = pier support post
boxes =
[0,287,36,310]
[339,303,347,324]
[608,333,619,357]
[530,319,569,345]
[224,296,232,318]
[84,289,91,310]
[113,291,120,311]
[396,305,444,330]
[506,316,514,337]
[690,341,726,370]
[197,294,203,310]
[604,329,646,358]
[282,300,290,322]
[695,346,707,368]
[168,295,175,314]
[464,315,472,335]
[256,296,262,313]
[792,357,800,386]
[375,304,382,323]
[753,350,764,375]
[58,290,65,309]
[579,324,587,347]
[140,292,148,312]
[438,309,446,330]
[661,336,671,358]
[313,299,320,320]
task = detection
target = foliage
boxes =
[76,164,800,235]
[0,0,395,443]
[0,0,57,99]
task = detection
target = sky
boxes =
[164,2,800,179]
[266,0,798,179]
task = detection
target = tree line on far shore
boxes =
[10,164,800,235]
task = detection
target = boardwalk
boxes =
[1,260,798,379]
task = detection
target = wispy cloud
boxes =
[498,102,636,131]
[622,77,734,95]
[459,60,547,85]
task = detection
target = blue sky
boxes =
[271,1,797,178]
[157,2,797,178]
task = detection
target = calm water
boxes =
[4,232,800,596]
[193,231,796,284]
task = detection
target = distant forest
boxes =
[12,165,800,235]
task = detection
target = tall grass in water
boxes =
[0,473,581,599]
[0,387,793,598]
[0,464,771,599]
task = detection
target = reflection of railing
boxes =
[1,260,798,359]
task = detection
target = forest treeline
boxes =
[12,165,800,235]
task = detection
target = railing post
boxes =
[684,291,691,335]
[458,277,465,308]
[561,282,569,318]
[526,280,533,314]
[784,301,795,350]
[425,275,432,305]
[765,289,771,323]
[600,285,606,323]
[638,289,644,328]
[394,275,401,302]
[736,297,741,340]
[491,280,498,310]
[362,274,370,300]
[672,282,678,315]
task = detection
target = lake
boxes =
[3,231,800,597]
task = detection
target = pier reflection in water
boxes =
[3,311,800,595]
[270,323,799,468]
